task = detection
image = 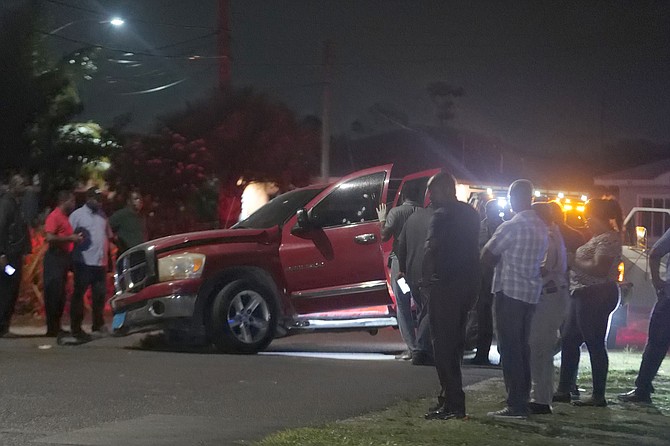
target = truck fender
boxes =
[194,266,284,330]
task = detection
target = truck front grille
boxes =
[115,248,152,293]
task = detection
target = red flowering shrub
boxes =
[107,89,320,236]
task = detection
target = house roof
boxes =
[594,158,670,182]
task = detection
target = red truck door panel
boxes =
[280,165,393,314]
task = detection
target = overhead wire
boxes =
[41,0,217,30]
[37,30,227,60]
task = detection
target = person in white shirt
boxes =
[69,188,113,340]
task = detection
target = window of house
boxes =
[311,172,386,228]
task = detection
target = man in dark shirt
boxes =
[397,203,436,366]
[110,191,147,255]
[422,172,481,420]
[0,175,31,337]
[377,184,423,360]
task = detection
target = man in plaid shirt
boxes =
[481,180,548,418]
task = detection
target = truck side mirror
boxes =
[295,208,312,230]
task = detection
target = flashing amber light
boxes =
[576,205,585,212]
[563,204,573,211]
[565,198,571,204]
[617,261,625,283]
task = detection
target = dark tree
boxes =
[107,88,320,233]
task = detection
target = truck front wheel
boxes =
[208,279,277,354]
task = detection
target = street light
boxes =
[109,18,125,27]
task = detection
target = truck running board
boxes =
[289,316,398,331]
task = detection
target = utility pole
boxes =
[218,0,231,90]
[320,40,334,182]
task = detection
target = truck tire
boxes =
[208,279,278,354]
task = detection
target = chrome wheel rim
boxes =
[226,290,270,344]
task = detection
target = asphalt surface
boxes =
[0,327,500,446]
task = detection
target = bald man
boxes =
[422,172,481,420]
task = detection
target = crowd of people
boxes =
[1,170,669,420]
[0,174,146,341]
[379,171,670,420]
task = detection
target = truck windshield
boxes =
[234,187,326,229]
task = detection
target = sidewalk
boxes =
[6,314,105,337]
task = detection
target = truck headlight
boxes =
[158,253,206,282]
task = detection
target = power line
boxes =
[41,30,461,66]
[38,30,227,60]
[41,0,218,30]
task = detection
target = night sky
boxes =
[5,0,670,157]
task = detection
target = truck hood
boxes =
[142,226,281,254]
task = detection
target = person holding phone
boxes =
[377,183,423,360]
[397,200,437,367]
[0,174,31,337]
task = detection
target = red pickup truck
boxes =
[111,165,437,353]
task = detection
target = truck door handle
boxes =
[354,233,377,244]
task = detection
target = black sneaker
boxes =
[617,389,652,404]
[552,392,572,403]
[487,407,527,419]
[72,331,93,342]
[572,397,607,407]
[424,407,466,420]
[528,402,553,414]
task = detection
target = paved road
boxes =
[0,328,500,446]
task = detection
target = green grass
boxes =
[255,350,670,446]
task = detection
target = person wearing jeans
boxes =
[71,263,108,334]
[618,226,670,404]
[397,204,436,365]
[555,198,623,407]
[481,180,548,419]
[556,282,619,405]
[69,188,113,340]
[377,185,423,360]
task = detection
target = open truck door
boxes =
[279,165,394,316]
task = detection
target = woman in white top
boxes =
[554,198,623,407]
